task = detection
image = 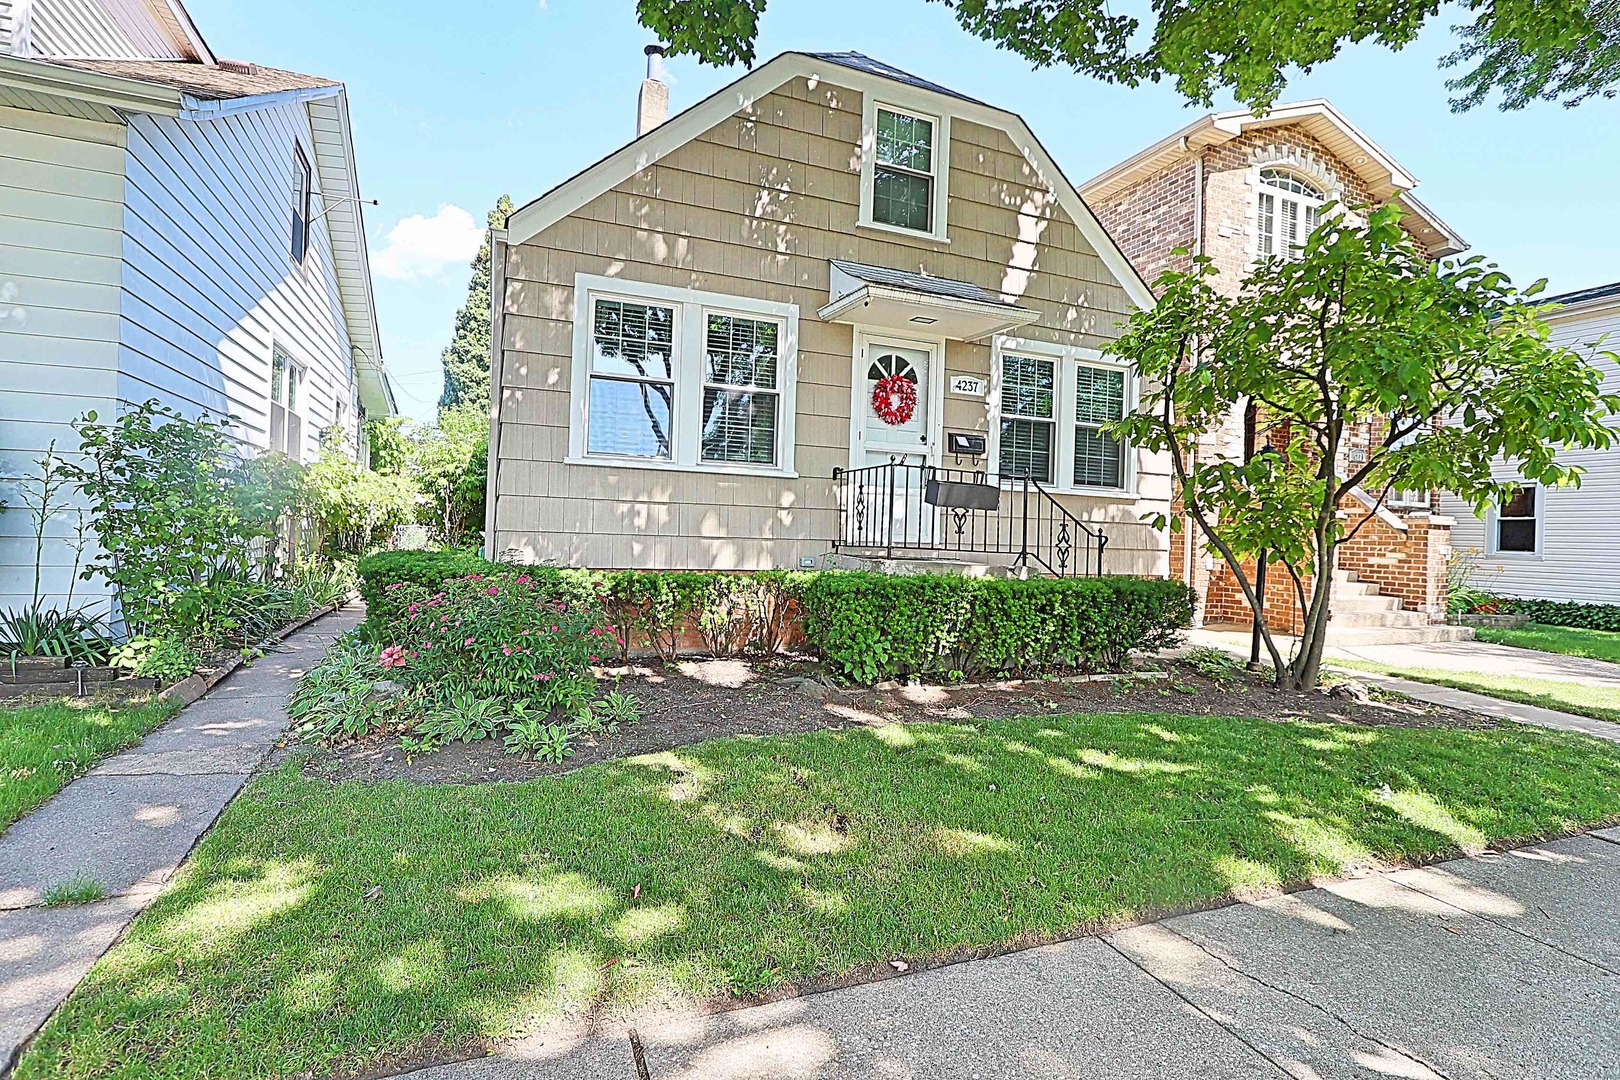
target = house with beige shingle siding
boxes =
[485,51,1171,578]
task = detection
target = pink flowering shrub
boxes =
[380,573,620,715]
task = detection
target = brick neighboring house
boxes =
[1081,101,1472,644]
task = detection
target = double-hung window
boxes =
[1493,485,1540,554]
[702,314,781,466]
[998,354,1055,483]
[570,276,799,475]
[270,344,304,459]
[1256,168,1323,259]
[586,297,677,460]
[861,100,949,241]
[1073,365,1127,489]
[994,340,1133,493]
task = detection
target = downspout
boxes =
[1182,141,1202,592]
[481,228,508,561]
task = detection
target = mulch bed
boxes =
[302,656,1502,787]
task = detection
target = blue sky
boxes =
[187,0,1620,422]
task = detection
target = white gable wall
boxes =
[1442,299,1620,604]
[0,102,124,611]
[20,0,187,60]
[119,100,359,458]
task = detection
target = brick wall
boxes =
[1089,158,1198,291]
[1201,493,1452,632]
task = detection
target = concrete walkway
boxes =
[1186,627,1620,744]
[0,605,360,1072]
[399,830,1620,1079]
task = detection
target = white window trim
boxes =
[1254,166,1328,261]
[988,337,1137,498]
[566,274,800,478]
[1486,480,1544,558]
[858,96,951,244]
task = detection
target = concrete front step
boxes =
[1328,610,1435,629]
[1324,624,1476,646]
[1329,593,1404,613]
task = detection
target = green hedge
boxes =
[803,572,1193,681]
[1499,597,1620,633]
[357,552,1193,681]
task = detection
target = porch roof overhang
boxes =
[817,259,1040,342]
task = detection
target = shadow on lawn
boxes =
[18,712,1620,1079]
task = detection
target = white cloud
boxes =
[371,204,484,282]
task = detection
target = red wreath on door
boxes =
[872,374,918,426]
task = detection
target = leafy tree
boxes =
[635,0,1620,111]
[411,402,488,544]
[438,195,513,413]
[1443,0,1619,109]
[364,415,411,475]
[1107,205,1620,690]
[301,434,418,555]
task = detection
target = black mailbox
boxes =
[926,476,1000,511]
[947,432,987,457]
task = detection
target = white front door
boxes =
[853,339,938,546]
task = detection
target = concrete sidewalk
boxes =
[0,605,360,1072]
[401,830,1620,1079]
[1186,627,1620,744]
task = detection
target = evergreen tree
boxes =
[437,195,513,414]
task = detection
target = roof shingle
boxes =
[43,58,336,100]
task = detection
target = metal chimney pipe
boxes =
[638,44,669,137]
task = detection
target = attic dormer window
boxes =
[1257,168,1323,259]
[860,100,950,242]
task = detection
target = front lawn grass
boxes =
[20,711,1620,1080]
[1474,623,1620,665]
[0,698,178,831]
[1333,659,1620,725]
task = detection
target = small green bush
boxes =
[1498,597,1620,633]
[803,573,1193,682]
[288,633,405,743]
[110,636,200,684]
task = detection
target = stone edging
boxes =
[155,594,356,707]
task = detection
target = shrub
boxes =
[382,572,611,714]
[1498,597,1620,633]
[301,439,418,555]
[803,573,1193,682]
[359,550,519,630]
[110,636,200,684]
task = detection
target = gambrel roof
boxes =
[507,51,1157,312]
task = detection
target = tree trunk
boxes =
[1290,535,1338,689]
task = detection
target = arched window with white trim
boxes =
[1256,168,1324,259]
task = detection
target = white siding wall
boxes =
[0,1,14,53]
[0,103,124,611]
[22,0,185,60]
[119,102,359,460]
[1442,299,1620,603]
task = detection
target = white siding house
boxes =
[0,0,392,613]
[1442,281,1620,604]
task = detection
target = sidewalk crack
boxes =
[1111,931,1453,1080]
[1388,875,1620,977]
[1101,938,1295,1079]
